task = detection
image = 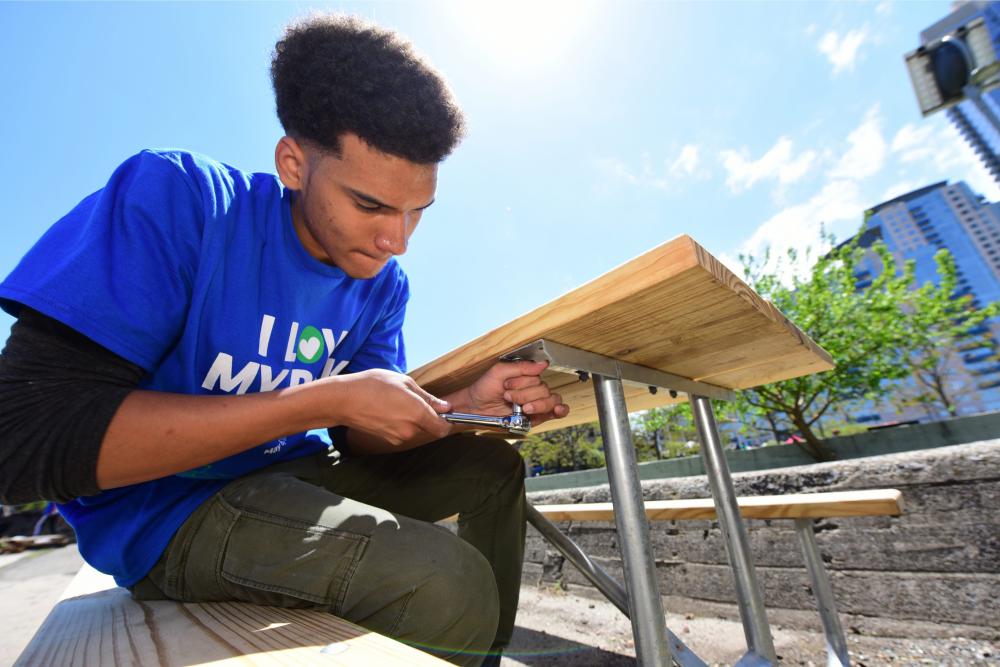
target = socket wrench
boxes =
[442,403,531,435]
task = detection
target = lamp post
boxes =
[905,17,1000,127]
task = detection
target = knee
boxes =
[489,440,526,504]
[462,436,525,488]
[493,439,526,481]
[409,538,500,657]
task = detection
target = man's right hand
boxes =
[97,367,454,489]
[325,369,453,446]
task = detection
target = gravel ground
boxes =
[502,584,1000,666]
[4,547,998,666]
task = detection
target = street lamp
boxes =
[905,16,1000,130]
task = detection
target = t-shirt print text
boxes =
[201,314,350,395]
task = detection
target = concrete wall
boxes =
[525,411,1000,493]
[523,440,1000,638]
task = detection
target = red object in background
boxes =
[784,435,806,445]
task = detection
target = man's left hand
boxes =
[462,360,570,429]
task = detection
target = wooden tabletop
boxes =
[410,235,833,433]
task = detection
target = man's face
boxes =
[284,133,438,279]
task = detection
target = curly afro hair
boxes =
[271,14,466,164]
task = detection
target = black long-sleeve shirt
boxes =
[0,308,145,504]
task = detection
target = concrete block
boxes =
[524,440,1000,632]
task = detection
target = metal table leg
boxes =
[526,505,708,667]
[689,395,777,665]
[593,373,672,665]
[795,518,850,667]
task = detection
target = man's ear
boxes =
[275,136,307,191]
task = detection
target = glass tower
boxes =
[853,180,1000,421]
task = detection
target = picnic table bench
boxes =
[412,234,840,666]
[21,234,852,666]
[520,489,904,667]
[16,563,451,666]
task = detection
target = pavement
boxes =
[2,546,997,666]
[0,544,84,666]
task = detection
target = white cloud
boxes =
[817,26,869,74]
[669,144,700,177]
[723,107,888,281]
[739,179,863,272]
[804,23,817,37]
[888,116,1000,200]
[938,121,1000,199]
[593,157,640,186]
[875,1,892,16]
[830,105,886,179]
[594,144,708,193]
[720,137,817,193]
[890,123,936,163]
[781,150,817,185]
[725,106,1000,286]
[880,179,922,202]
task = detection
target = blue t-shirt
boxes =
[0,150,410,586]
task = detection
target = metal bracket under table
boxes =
[506,339,777,666]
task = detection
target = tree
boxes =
[633,404,698,460]
[737,235,916,461]
[517,422,605,474]
[896,249,1000,418]
[634,401,747,457]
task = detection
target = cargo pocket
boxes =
[218,505,369,612]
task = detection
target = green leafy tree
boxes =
[634,400,762,458]
[634,405,693,461]
[896,249,1000,418]
[517,422,605,474]
[737,235,916,461]
[636,403,695,446]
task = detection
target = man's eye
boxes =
[356,202,382,212]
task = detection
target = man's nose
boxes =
[374,212,415,256]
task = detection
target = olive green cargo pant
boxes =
[130,434,527,667]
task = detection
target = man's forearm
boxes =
[0,308,459,504]
[343,419,473,456]
[342,386,476,456]
[97,383,333,489]
[100,369,467,487]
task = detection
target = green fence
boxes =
[524,411,1000,492]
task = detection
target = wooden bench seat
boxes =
[17,564,450,666]
[506,488,902,667]
[530,489,904,522]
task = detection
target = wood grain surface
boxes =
[16,587,450,667]
[531,489,904,522]
[410,235,833,434]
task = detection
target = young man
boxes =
[0,15,568,667]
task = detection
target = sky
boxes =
[1,1,996,369]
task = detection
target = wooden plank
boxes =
[17,587,449,666]
[530,489,904,522]
[57,563,117,601]
[409,235,833,432]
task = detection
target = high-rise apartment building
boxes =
[853,180,1000,420]
[920,2,1000,185]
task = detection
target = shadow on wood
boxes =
[16,587,449,666]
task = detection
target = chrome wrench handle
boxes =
[442,404,531,435]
